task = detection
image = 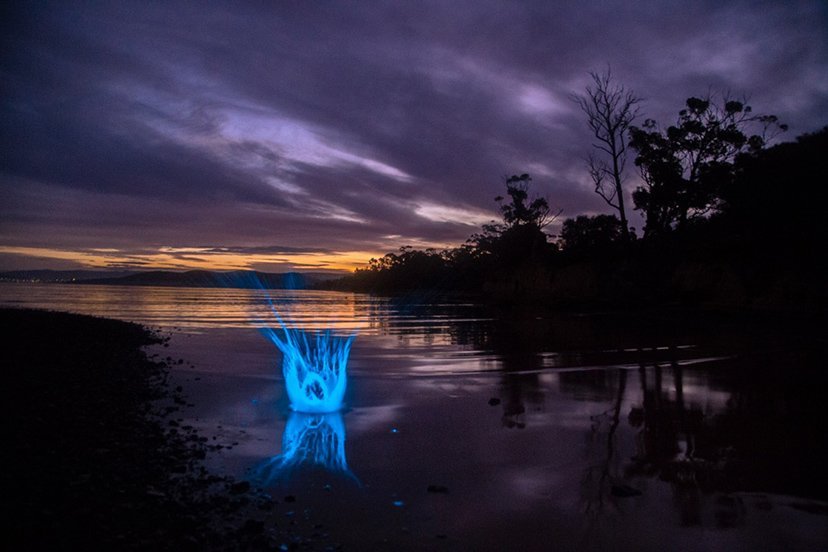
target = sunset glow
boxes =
[2,2,824,274]
[0,246,382,273]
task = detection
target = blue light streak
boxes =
[258,288,356,413]
[261,325,355,413]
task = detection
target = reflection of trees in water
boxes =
[693,348,828,502]
[485,317,547,428]
[352,296,487,342]
[572,354,771,527]
[357,301,827,509]
[619,349,828,527]
[559,369,622,402]
[625,361,725,526]
[449,312,711,430]
[357,301,717,360]
[580,369,627,515]
[499,359,544,429]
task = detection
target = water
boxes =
[2,282,827,550]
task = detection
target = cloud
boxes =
[414,201,498,227]
[1,0,826,270]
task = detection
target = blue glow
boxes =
[262,325,355,413]
[250,412,357,485]
[224,270,355,413]
[257,284,356,413]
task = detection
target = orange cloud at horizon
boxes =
[0,246,385,273]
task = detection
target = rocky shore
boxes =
[1,308,306,550]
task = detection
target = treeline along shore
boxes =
[321,99,826,314]
[0,308,317,550]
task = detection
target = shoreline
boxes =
[1,308,323,550]
[3,303,827,550]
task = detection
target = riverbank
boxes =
[320,255,827,317]
[1,308,297,550]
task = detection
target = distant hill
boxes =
[0,270,137,282]
[69,269,342,289]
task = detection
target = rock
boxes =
[488,397,501,406]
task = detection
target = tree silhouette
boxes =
[495,173,554,229]
[560,214,624,255]
[573,69,641,241]
[721,126,826,244]
[469,174,559,268]
[629,95,786,236]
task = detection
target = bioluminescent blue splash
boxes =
[261,324,355,413]
[249,412,357,485]
[231,269,355,413]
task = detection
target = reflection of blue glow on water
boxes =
[261,325,355,413]
[250,412,357,485]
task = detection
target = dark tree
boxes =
[496,173,554,229]
[469,173,559,268]
[721,126,828,261]
[573,70,641,240]
[358,246,449,291]
[629,95,786,236]
[560,214,624,255]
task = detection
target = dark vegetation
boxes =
[324,85,826,313]
[0,308,303,550]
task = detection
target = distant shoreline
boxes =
[0,268,345,290]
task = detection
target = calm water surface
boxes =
[2,282,826,550]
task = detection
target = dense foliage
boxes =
[630,96,786,236]
[323,107,825,311]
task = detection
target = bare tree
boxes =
[573,69,641,240]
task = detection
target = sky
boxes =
[1,1,827,273]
